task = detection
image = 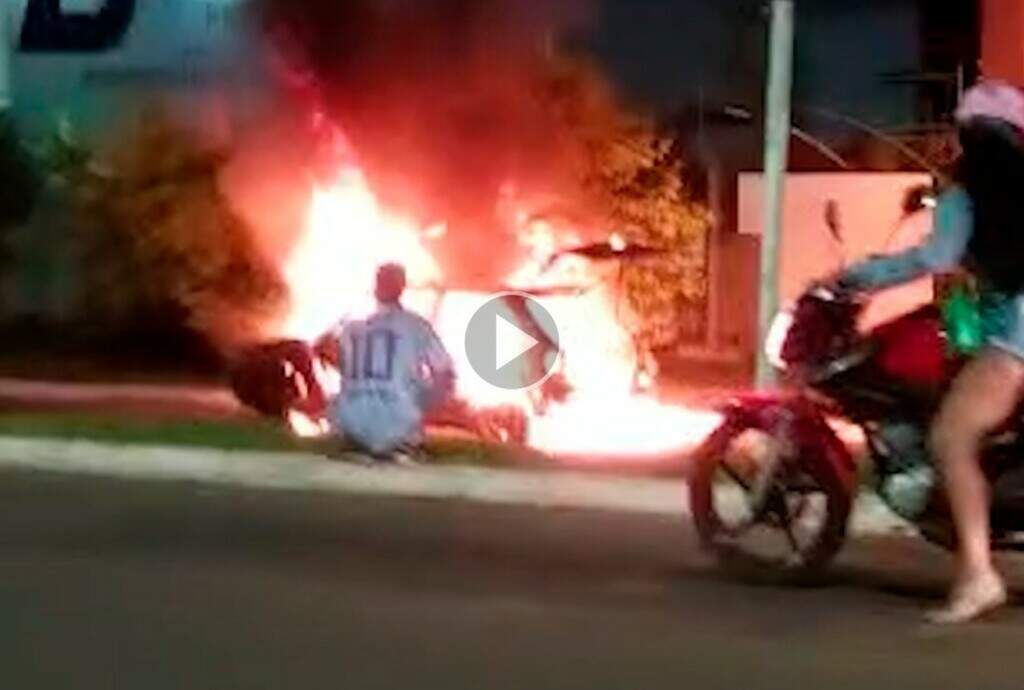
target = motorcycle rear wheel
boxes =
[690,423,852,584]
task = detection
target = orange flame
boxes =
[280,167,443,341]
[288,409,332,438]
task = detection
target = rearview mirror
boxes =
[902,184,937,217]
[824,199,843,244]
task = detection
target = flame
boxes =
[278,154,721,457]
[280,167,443,341]
[288,409,331,438]
[529,398,723,457]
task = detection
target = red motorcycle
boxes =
[689,210,1024,580]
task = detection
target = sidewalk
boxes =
[0,378,242,418]
[0,435,910,536]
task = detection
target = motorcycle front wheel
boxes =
[689,422,852,584]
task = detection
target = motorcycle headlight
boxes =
[764,309,795,369]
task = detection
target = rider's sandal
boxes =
[925,574,1008,624]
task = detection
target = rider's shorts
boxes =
[986,292,1024,360]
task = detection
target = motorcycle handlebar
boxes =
[807,282,859,303]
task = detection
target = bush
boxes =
[0,114,39,229]
[0,114,41,273]
[537,59,711,348]
[48,109,286,353]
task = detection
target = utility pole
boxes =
[756,0,795,389]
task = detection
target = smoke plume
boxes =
[252,0,598,287]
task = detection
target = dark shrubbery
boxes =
[47,109,286,357]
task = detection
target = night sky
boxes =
[8,0,959,144]
[588,0,928,130]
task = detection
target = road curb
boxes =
[0,436,912,536]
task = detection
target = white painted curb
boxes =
[0,437,911,536]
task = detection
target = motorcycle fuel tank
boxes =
[867,306,951,389]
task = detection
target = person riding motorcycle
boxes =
[835,80,1024,623]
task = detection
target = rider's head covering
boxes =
[374,262,407,304]
[955,80,1024,168]
[955,80,1024,133]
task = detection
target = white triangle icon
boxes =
[495,313,539,371]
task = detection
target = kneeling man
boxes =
[333,263,455,460]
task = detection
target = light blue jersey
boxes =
[332,305,454,454]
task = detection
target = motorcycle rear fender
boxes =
[692,394,857,488]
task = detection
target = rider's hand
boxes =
[811,272,861,299]
[812,271,844,291]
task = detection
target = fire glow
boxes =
[278,162,721,457]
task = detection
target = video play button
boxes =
[495,313,539,370]
[465,292,561,390]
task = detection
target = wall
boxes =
[737,172,934,342]
[981,0,1024,84]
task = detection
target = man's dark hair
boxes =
[375,263,407,303]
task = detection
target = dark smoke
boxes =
[253,0,595,288]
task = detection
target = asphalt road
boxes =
[1,469,1022,690]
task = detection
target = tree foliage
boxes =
[538,59,711,348]
[0,115,41,277]
[47,109,285,352]
[0,114,39,230]
[587,124,709,347]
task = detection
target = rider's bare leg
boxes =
[927,347,1024,623]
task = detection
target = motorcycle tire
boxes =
[689,421,853,585]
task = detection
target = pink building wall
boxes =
[737,173,935,333]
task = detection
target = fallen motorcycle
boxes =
[229,338,529,445]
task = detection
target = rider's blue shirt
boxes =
[842,187,973,289]
[841,186,1024,359]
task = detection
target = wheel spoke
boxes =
[773,493,802,554]
[788,494,811,521]
[782,519,801,554]
[719,463,751,491]
[778,520,801,554]
[720,516,759,538]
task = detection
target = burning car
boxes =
[224,152,720,458]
